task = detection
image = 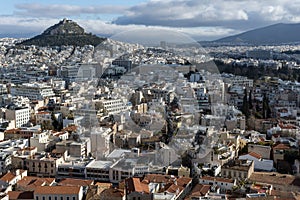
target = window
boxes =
[49,197,51,200]
[61,197,63,200]
[42,197,45,200]
[73,197,75,200]
[36,197,39,200]
[67,197,69,200]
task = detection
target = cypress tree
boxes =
[242,88,250,118]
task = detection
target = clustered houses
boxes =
[0,38,299,200]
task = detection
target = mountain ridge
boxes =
[214,23,300,45]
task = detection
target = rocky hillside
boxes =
[19,19,105,47]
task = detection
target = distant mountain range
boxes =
[19,19,105,47]
[213,23,300,45]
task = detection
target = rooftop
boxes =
[17,176,55,190]
[58,178,94,186]
[250,172,300,187]
[126,177,149,194]
[34,186,81,195]
[8,191,33,200]
[86,160,113,169]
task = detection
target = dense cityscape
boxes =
[0,8,300,200]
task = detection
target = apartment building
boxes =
[5,106,30,128]
[11,83,55,101]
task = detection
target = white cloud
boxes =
[0,16,237,41]
[3,0,300,40]
[114,0,300,29]
[14,3,128,18]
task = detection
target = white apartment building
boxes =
[90,127,112,159]
[11,83,55,100]
[95,97,129,116]
[30,131,50,152]
[5,106,30,128]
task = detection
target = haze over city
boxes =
[1,0,300,40]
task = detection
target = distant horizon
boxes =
[0,19,297,43]
[1,1,300,41]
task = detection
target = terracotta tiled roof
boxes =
[58,178,94,186]
[126,177,149,194]
[187,184,210,198]
[8,191,33,200]
[176,177,192,187]
[62,125,77,132]
[34,186,81,195]
[17,176,55,190]
[100,188,124,198]
[166,184,184,194]
[273,143,290,150]
[250,172,300,187]
[0,172,16,183]
[248,151,262,159]
[142,174,175,184]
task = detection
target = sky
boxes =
[1,0,300,41]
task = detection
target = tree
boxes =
[242,89,250,118]
[262,94,271,118]
[248,90,253,109]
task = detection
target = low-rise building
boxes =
[34,186,84,200]
[239,152,274,172]
[221,160,254,180]
[25,154,64,177]
[199,176,237,192]
[85,160,112,182]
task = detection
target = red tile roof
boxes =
[250,172,300,187]
[1,172,16,183]
[126,177,149,194]
[248,151,262,159]
[100,188,124,198]
[8,191,33,200]
[34,186,81,195]
[142,174,175,184]
[176,177,192,187]
[166,184,184,194]
[188,184,210,198]
[58,178,94,186]
[273,143,290,150]
[17,176,55,190]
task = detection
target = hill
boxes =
[214,23,300,45]
[19,19,105,47]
